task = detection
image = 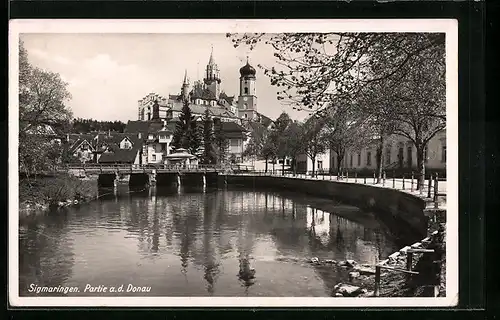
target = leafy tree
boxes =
[213,118,229,165]
[282,121,304,175]
[201,109,217,164]
[228,32,445,189]
[320,101,372,177]
[171,99,201,155]
[272,112,292,175]
[19,41,73,178]
[301,116,327,176]
[242,123,267,162]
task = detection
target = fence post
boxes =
[364,175,366,184]
[406,251,414,281]
[434,173,439,208]
[402,174,405,190]
[373,170,376,184]
[428,173,432,198]
[392,170,395,188]
[411,171,414,192]
[354,171,358,183]
[374,265,381,297]
[383,171,386,187]
[346,170,349,182]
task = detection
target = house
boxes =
[64,132,143,165]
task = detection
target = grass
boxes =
[19,173,97,209]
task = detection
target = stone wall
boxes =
[223,175,428,244]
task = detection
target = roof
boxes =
[169,102,237,118]
[98,148,141,163]
[219,92,235,105]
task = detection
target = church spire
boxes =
[208,45,215,65]
[183,69,189,85]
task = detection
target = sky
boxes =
[20,33,310,122]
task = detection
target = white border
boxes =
[8,19,458,308]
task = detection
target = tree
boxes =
[271,112,292,175]
[228,32,446,189]
[227,32,444,110]
[201,109,217,164]
[213,118,229,165]
[171,99,201,155]
[19,46,72,135]
[301,117,327,176]
[19,41,73,178]
[282,121,304,175]
[321,101,372,178]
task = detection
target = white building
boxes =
[330,129,446,174]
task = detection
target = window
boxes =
[161,144,166,151]
[385,147,391,165]
[407,146,413,167]
[366,151,372,166]
[441,145,446,163]
[357,153,361,166]
[231,139,239,147]
[244,114,248,118]
[350,154,353,167]
[152,154,156,161]
[244,87,249,94]
[317,160,323,170]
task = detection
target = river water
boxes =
[19,186,399,297]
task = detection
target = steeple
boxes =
[204,45,221,99]
[182,69,189,85]
[181,69,190,102]
[208,45,215,65]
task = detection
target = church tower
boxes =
[181,69,190,102]
[237,57,257,121]
[204,47,221,100]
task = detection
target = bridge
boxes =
[62,163,255,188]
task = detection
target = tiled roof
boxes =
[98,148,140,164]
[169,102,237,118]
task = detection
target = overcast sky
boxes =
[20,33,310,122]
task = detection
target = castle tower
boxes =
[237,57,257,120]
[181,69,190,102]
[204,46,221,100]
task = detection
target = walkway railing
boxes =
[230,169,446,208]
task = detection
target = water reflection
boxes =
[19,188,398,297]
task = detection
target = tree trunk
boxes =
[375,145,383,184]
[282,157,285,176]
[311,156,316,176]
[416,144,425,190]
[272,159,275,174]
[336,152,343,178]
[264,157,268,173]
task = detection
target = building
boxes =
[64,131,143,165]
[134,48,273,164]
[330,129,446,175]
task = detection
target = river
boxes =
[19,186,399,297]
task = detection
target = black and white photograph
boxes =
[9,19,458,307]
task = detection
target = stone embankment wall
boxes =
[223,175,428,243]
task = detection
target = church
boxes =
[129,48,273,165]
[136,48,271,126]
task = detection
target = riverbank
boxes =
[19,173,98,218]
[307,216,447,297]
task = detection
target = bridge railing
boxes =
[63,163,256,173]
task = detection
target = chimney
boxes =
[138,132,142,139]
